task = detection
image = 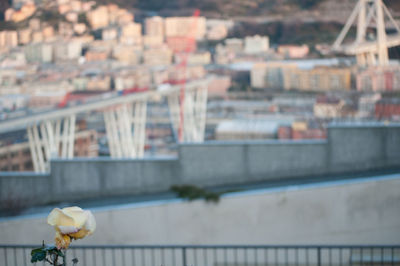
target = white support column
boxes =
[61,117,69,158]
[356,0,366,44]
[167,84,208,143]
[32,124,46,172]
[103,110,116,157]
[195,84,208,142]
[27,126,40,173]
[167,92,181,141]
[54,119,61,156]
[67,115,76,158]
[133,100,147,158]
[45,120,56,157]
[375,0,389,66]
[40,122,51,164]
[103,101,147,159]
[27,116,76,173]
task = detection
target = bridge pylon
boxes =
[167,83,208,143]
[27,115,76,173]
[332,0,400,67]
[103,100,147,158]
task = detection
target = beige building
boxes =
[53,40,82,61]
[58,22,74,37]
[24,43,53,63]
[42,26,55,42]
[225,38,244,53]
[175,51,211,65]
[74,23,87,35]
[208,75,231,97]
[87,6,109,29]
[251,62,297,90]
[112,45,141,65]
[244,35,269,54]
[65,12,79,23]
[0,31,18,48]
[287,67,352,91]
[278,45,310,59]
[31,31,43,43]
[29,18,41,31]
[102,27,118,41]
[18,29,32,45]
[313,96,345,119]
[143,46,172,66]
[165,16,206,40]
[252,62,353,91]
[143,35,164,48]
[145,16,164,37]
[87,76,111,91]
[120,23,142,46]
[206,22,228,41]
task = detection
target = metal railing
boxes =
[1,244,399,266]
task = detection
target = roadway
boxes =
[0,79,210,134]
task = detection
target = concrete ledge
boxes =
[1,124,399,210]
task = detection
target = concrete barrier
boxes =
[1,124,399,210]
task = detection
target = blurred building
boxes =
[244,35,269,54]
[375,98,400,120]
[215,119,292,140]
[87,6,109,29]
[112,45,141,65]
[165,16,206,40]
[313,96,345,119]
[0,95,28,111]
[252,62,353,91]
[166,37,197,53]
[86,75,111,91]
[206,19,231,40]
[207,75,231,97]
[0,31,18,48]
[24,43,53,63]
[120,23,142,46]
[278,45,309,59]
[18,28,32,45]
[145,16,164,37]
[53,40,82,61]
[28,91,67,108]
[278,122,326,140]
[143,46,173,66]
[102,27,118,41]
[143,35,164,48]
[225,38,244,53]
[251,62,297,90]
[355,65,400,91]
[85,47,109,62]
[174,51,211,65]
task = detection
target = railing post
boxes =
[317,247,321,266]
[182,247,187,266]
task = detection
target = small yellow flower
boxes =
[47,206,96,249]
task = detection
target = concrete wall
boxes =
[1,174,399,245]
[0,124,399,209]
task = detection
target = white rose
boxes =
[47,206,96,249]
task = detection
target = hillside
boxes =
[93,0,399,17]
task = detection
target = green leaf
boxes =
[30,248,46,263]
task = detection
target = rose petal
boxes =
[47,208,75,227]
[62,207,88,228]
[58,225,79,234]
[84,211,96,234]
